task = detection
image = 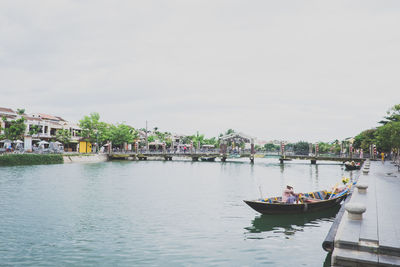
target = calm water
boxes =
[0,158,354,266]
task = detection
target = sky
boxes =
[0,0,399,142]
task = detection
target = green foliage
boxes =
[79,113,139,148]
[192,133,205,149]
[97,122,112,146]
[293,141,310,155]
[56,129,72,144]
[16,109,25,115]
[317,142,332,153]
[254,144,262,151]
[0,154,63,166]
[330,142,341,154]
[353,129,376,152]
[110,124,137,146]
[2,116,26,141]
[379,104,400,125]
[29,125,40,136]
[180,135,193,144]
[375,104,400,152]
[204,137,218,147]
[225,129,235,135]
[375,121,400,152]
[79,112,101,143]
[264,143,280,151]
[353,104,400,153]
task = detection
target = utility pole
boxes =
[145,120,148,152]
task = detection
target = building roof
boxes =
[36,113,60,121]
[55,116,66,121]
[23,115,42,122]
[1,114,17,119]
[0,107,16,114]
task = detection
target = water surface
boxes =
[0,158,353,266]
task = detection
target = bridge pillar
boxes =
[192,157,199,161]
[250,155,254,164]
[279,158,284,164]
[311,159,317,164]
[221,156,227,162]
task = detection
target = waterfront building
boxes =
[0,106,81,152]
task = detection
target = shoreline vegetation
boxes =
[0,154,63,166]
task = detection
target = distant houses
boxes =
[0,107,81,152]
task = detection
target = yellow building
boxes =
[79,141,92,153]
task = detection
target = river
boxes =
[0,158,354,266]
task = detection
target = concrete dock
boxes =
[331,160,400,266]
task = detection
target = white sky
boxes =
[1,1,399,142]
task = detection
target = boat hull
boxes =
[244,194,348,215]
[345,164,361,171]
[201,157,216,162]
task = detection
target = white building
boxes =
[0,107,81,152]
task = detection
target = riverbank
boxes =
[63,154,107,163]
[0,153,108,166]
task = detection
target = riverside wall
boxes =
[63,154,108,163]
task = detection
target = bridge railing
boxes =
[109,148,253,156]
[280,153,370,159]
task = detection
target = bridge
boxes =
[109,132,257,163]
[279,155,365,164]
[108,151,254,162]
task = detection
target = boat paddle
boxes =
[329,183,339,199]
[258,186,263,199]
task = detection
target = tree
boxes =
[317,142,332,154]
[378,104,400,125]
[109,124,137,147]
[204,137,218,147]
[192,132,205,149]
[56,129,72,145]
[97,122,112,146]
[264,143,279,152]
[79,112,101,143]
[293,141,310,155]
[2,116,26,141]
[329,140,341,154]
[353,129,376,152]
[225,129,235,135]
[375,121,400,153]
[180,135,193,144]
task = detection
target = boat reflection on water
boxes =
[245,205,340,237]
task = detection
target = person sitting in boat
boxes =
[282,185,298,204]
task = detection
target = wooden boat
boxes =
[344,162,361,170]
[244,187,350,215]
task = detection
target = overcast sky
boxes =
[1,1,399,142]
